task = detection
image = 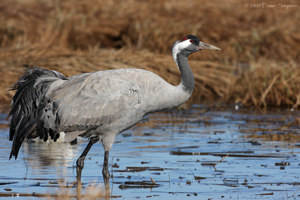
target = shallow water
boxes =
[1,105,300,199]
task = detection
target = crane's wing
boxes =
[41,70,143,139]
[9,67,68,159]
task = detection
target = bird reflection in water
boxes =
[22,137,79,173]
[23,137,111,198]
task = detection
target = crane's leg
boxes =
[102,151,110,182]
[102,150,110,197]
[76,136,99,183]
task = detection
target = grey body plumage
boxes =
[9,35,220,181]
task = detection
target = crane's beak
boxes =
[198,41,221,51]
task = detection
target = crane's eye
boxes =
[190,39,194,43]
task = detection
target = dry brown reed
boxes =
[225,61,300,107]
[0,0,299,110]
[44,180,107,200]
[55,182,105,200]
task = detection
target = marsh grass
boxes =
[0,0,299,109]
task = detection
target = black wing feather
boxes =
[9,65,67,159]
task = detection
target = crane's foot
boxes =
[76,157,85,199]
[76,157,85,182]
[75,137,99,199]
[102,167,110,182]
[102,163,110,198]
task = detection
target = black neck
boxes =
[176,53,195,94]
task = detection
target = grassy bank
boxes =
[0,0,299,111]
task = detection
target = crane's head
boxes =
[172,35,221,58]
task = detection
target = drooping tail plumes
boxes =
[9,66,67,159]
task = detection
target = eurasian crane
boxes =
[9,35,220,183]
